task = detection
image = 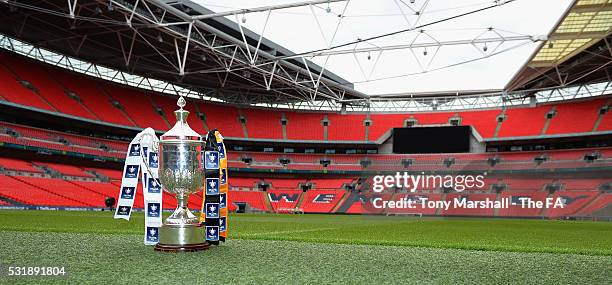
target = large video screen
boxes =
[392,126,471,153]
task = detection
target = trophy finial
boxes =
[177,96,186,110]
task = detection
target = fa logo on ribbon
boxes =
[206,178,220,195]
[219,217,227,232]
[217,142,225,159]
[221,169,227,185]
[124,165,139,178]
[204,151,219,169]
[129,144,141,156]
[205,203,219,218]
[206,226,219,241]
[146,227,159,242]
[147,203,160,218]
[219,193,226,209]
[120,187,135,199]
[148,178,161,193]
[117,206,131,216]
[149,152,159,168]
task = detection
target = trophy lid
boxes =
[160,96,202,141]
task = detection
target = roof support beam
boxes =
[190,0,348,21]
[291,35,543,58]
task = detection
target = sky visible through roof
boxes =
[194,0,573,95]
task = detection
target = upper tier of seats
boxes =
[0,50,610,142]
[2,119,611,173]
[0,121,124,159]
[230,148,612,172]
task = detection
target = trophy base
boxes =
[154,243,209,252]
[154,224,209,252]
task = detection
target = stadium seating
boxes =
[300,190,346,213]
[546,191,598,218]
[327,113,366,141]
[285,112,325,140]
[577,193,612,216]
[0,157,41,172]
[0,51,610,219]
[0,175,80,206]
[498,192,550,217]
[2,118,612,176]
[0,52,96,120]
[459,110,500,138]
[497,105,550,137]
[198,102,244,138]
[85,168,123,181]
[310,179,353,189]
[53,71,134,126]
[0,158,607,218]
[368,114,404,140]
[37,162,92,177]
[241,108,283,139]
[0,122,126,159]
[229,190,268,211]
[0,52,55,111]
[267,190,302,213]
[104,85,169,130]
[225,148,612,172]
[23,177,104,207]
[597,107,612,131]
[1,50,611,141]
[546,98,606,134]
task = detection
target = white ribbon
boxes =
[114,128,163,245]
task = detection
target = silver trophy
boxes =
[153,96,208,252]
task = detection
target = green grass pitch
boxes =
[0,210,610,284]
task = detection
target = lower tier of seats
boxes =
[0,172,609,218]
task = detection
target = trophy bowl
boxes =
[158,141,204,225]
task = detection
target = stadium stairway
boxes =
[334,191,360,214]
[294,191,307,212]
[493,191,502,217]
[538,191,556,218]
[330,191,350,213]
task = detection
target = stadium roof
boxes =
[0,0,365,105]
[506,0,612,91]
[0,0,610,111]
